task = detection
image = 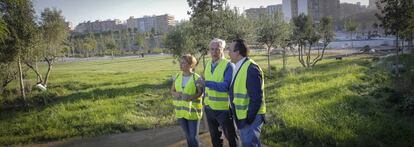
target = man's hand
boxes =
[196,78,205,88]
[246,116,255,125]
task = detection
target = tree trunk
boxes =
[298,45,303,67]
[298,44,306,67]
[72,47,75,57]
[395,34,400,78]
[351,32,354,49]
[401,38,404,54]
[35,56,41,83]
[410,32,413,55]
[306,44,312,68]
[267,46,271,77]
[202,55,206,71]
[17,57,26,103]
[44,58,54,87]
[1,73,16,94]
[24,62,43,84]
[312,44,327,67]
[282,47,287,71]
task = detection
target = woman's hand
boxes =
[172,92,182,99]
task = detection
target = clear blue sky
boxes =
[33,0,369,28]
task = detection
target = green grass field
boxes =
[0,54,413,146]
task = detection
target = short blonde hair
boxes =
[181,54,197,68]
[209,38,226,49]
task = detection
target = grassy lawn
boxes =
[0,56,179,145]
[0,54,413,146]
[262,55,414,146]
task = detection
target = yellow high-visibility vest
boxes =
[204,59,230,110]
[173,73,203,120]
[233,59,266,120]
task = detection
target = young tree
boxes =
[104,36,118,58]
[164,21,196,59]
[1,0,38,101]
[256,12,290,76]
[24,8,69,88]
[187,0,227,68]
[82,34,97,58]
[292,14,330,68]
[344,18,357,49]
[403,3,414,55]
[148,28,157,50]
[376,0,413,77]
[311,17,335,66]
[135,32,147,50]
[219,6,254,42]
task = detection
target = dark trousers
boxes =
[205,106,238,147]
[178,118,200,147]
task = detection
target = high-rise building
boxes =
[245,6,266,20]
[134,14,175,34]
[75,14,175,34]
[267,4,283,15]
[282,0,293,21]
[245,4,282,20]
[282,0,340,23]
[339,2,368,20]
[74,19,124,33]
[369,0,377,9]
[308,0,340,23]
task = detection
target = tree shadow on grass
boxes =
[0,79,174,146]
[263,126,337,147]
[262,58,414,146]
[315,94,414,146]
[0,79,173,118]
[53,79,172,105]
[48,81,96,91]
[92,57,173,66]
[0,80,136,111]
[265,58,369,84]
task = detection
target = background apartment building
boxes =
[75,14,175,34]
[245,4,282,20]
[74,19,125,33]
[127,14,175,34]
[282,0,340,23]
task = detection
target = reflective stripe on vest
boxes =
[204,59,230,110]
[233,59,266,120]
[173,73,203,120]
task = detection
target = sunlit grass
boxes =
[262,57,414,146]
[0,56,179,145]
[0,54,413,146]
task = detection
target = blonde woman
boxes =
[171,54,203,147]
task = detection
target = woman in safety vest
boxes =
[171,54,203,147]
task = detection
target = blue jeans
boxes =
[238,115,264,147]
[205,106,238,147]
[178,118,200,147]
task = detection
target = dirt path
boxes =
[27,126,226,147]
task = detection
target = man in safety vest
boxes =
[200,38,238,147]
[228,39,266,147]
